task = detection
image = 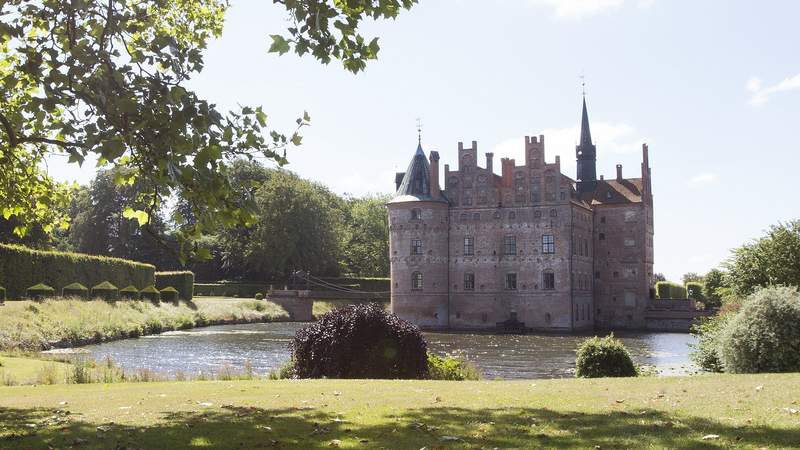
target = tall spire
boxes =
[579,96,592,147]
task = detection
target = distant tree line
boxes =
[0,159,391,281]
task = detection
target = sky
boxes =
[46,0,800,281]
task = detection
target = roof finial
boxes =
[580,73,586,97]
[416,117,422,145]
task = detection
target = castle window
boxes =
[411,239,423,255]
[411,209,422,220]
[542,235,555,254]
[542,270,555,290]
[595,271,600,279]
[464,236,474,256]
[550,209,557,217]
[509,211,516,220]
[503,235,517,255]
[599,233,605,240]
[624,238,635,247]
[560,191,566,200]
[600,216,606,224]
[460,213,468,221]
[464,273,475,291]
[606,191,613,200]
[505,273,517,290]
[472,213,480,220]
[411,272,423,290]
[463,195,472,206]
[534,210,542,218]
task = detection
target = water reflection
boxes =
[82,323,697,379]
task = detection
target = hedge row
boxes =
[20,281,178,302]
[655,281,688,299]
[155,271,194,301]
[0,244,156,299]
[686,282,705,300]
[193,277,390,297]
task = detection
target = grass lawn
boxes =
[0,355,72,385]
[1,374,799,449]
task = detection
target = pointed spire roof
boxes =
[579,95,592,147]
[389,142,447,204]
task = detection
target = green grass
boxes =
[0,297,289,351]
[0,355,72,386]
[0,374,798,448]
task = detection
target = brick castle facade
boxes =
[388,97,655,331]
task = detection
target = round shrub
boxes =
[575,335,638,378]
[255,293,264,301]
[27,283,55,300]
[62,282,89,298]
[140,285,161,302]
[291,302,428,379]
[719,286,800,373]
[160,286,179,302]
[91,281,119,300]
[120,285,140,300]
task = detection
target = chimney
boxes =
[501,158,515,188]
[395,172,405,190]
[616,164,623,181]
[485,152,494,174]
[429,151,440,198]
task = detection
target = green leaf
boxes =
[122,208,150,226]
[290,133,303,146]
[268,35,291,55]
[256,110,267,127]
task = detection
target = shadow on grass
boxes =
[1,404,798,449]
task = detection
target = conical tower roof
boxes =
[389,143,447,204]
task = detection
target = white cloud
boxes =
[688,172,718,187]
[526,0,651,19]
[489,121,646,178]
[747,73,800,106]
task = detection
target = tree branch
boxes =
[0,112,18,148]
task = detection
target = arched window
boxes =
[411,272,423,290]
[411,208,422,220]
[542,270,555,290]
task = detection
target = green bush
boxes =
[0,243,154,299]
[689,314,731,373]
[427,353,481,380]
[62,282,89,298]
[255,293,264,300]
[671,284,687,299]
[655,282,671,299]
[0,286,5,301]
[91,281,119,300]
[686,282,704,300]
[160,286,180,302]
[155,271,194,301]
[140,285,161,302]
[655,281,687,299]
[719,286,800,373]
[575,335,638,378]
[120,285,139,300]
[27,283,55,299]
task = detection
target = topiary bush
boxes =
[719,286,800,373]
[27,283,55,300]
[575,334,638,378]
[255,293,264,300]
[62,282,89,298]
[140,285,161,302]
[291,302,428,379]
[91,281,119,300]
[120,285,139,300]
[155,271,194,301]
[160,286,179,302]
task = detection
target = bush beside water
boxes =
[575,335,638,378]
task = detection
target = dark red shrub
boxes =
[291,303,428,379]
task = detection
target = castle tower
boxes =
[388,142,450,328]
[576,96,597,193]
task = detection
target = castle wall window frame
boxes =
[542,235,555,254]
[504,235,517,255]
[411,208,422,220]
[464,273,475,291]
[543,270,555,290]
[464,236,474,256]
[411,239,423,255]
[505,273,517,290]
[411,272,423,290]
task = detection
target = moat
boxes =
[81,322,698,379]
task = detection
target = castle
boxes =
[388,97,655,331]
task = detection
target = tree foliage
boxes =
[339,194,389,277]
[1,0,416,258]
[723,220,800,296]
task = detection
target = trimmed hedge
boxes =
[194,283,269,297]
[656,281,687,299]
[91,281,119,300]
[155,271,194,301]
[62,282,89,298]
[0,243,155,299]
[120,285,139,300]
[575,335,638,378]
[140,285,161,302]
[686,282,705,300]
[160,286,179,302]
[193,278,390,298]
[27,283,55,299]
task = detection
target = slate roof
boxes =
[389,143,447,204]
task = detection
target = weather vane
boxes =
[416,117,423,145]
[580,73,586,97]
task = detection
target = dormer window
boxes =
[411,208,422,220]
